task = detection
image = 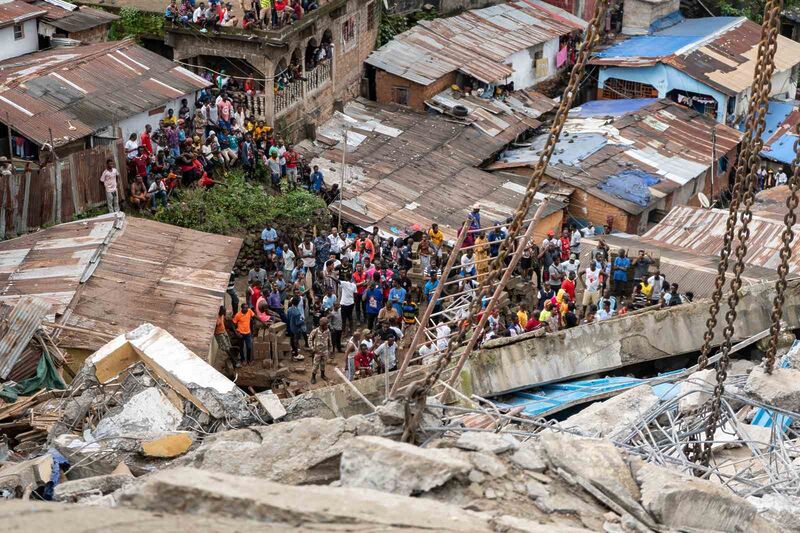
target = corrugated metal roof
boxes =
[592,17,800,97]
[365,0,585,86]
[757,100,800,165]
[0,0,46,27]
[304,98,565,240]
[0,40,209,146]
[487,99,742,215]
[43,5,118,32]
[0,296,50,379]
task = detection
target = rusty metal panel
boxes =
[0,1,47,26]
[0,296,50,379]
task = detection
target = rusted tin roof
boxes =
[0,296,50,379]
[592,17,800,97]
[305,99,566,240]
[0,0,46,27]
[0,40,210,146]
[366,0,585,86]
[42,5,118,32]
[487,99,742,215]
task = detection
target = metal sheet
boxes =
[0,296,50,379]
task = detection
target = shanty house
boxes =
[591,15,800,125]
[364,0,586,111]
[0,0,46,61]
[486,98,742,234]
[32,0,118,44]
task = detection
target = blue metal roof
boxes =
[741,100,798,164]
[595,16,742,58]
[762,132,797,165]
[571,98,657,118]
[597,169,660,207]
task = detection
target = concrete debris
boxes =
[54,474,134,503]
[455,431,520,454]
[745,365,800,411]
[636,462,779,532]
[174,416,385,485]
[491,514,593,533]
[119,467,492,531]
[339,436,471,495]
[678,368,716,414]
[509,446,547,472]
[562,384,660,437]
[0,453,53,493]
[376,399,406,425]
[93,387,183,441]
[254,390,286,421]
[747,494,800,532]
[141,432,194,458]
[281,394,337,421]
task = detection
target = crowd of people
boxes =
[165,0,319,31]
[99,85,339,214]
[211,205,695,387]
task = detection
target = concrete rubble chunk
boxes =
[174,416,384,485]
[491,514,593,533]
[93,387,182,441]
[678,368,716,414]
[141,432,194,458]
[281,395,337,421]
[0,454,53,492]
[119,467,492,531]
[563,384,660,438]
[747,494,800,532]
[469,451,509,478]
[745,365,800,411]
[339,436,471,495]
[375,399,405,426]
[255,391,286,421]
[636,462,779,532]
[509,446,547,472]
[454,431,520,454]
[54,474,134,503]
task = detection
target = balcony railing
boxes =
[305,60,331,94]
[275,81,303,116]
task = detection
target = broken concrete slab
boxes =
[636,462,779,533]
[562,384,660,438]
[339,436,471,495]
[678,369,716,414]
[119,467,492,531]
[509,445,547,472]
[141,432,193,458]
[54,473,134,503]
[375,399,405,426]
[745,365,800,411]
[255,390,286,421]
[93,387,182,441]
[0,454,53,493]
[174,416,385,485]
[282,395,337,421]
[455,432,520,454]
[491,514,593,533]
[747,494,800,532]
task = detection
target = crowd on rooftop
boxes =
[165,0,319,31]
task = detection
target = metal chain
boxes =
[401,0,610,443]
[763,122,800,371]
[694,0,784,467]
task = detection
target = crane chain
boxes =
[693,0,784,468]
[400,0,610,443]
[763,122,800,372]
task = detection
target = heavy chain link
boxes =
[693,0,784,468]
[763,123,800,371]
[401,0,610,443]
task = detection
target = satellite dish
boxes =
[698,192,711,209]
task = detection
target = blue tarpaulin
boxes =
[571,98,656,118]
[596,169,660,207]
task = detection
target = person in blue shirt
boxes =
[286,296,305,361]
[364,282,383,330]
[388,279,406,317]
[612,249,631,298]
[261,223,278,253]
[309,165,324,192]
[423,271,441,312]
[487,227,504,257]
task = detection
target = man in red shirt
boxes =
[559,228,571,261]
[354,232,375,262]
[354,342,374,378]
[140,124,153,156]
[132,146,149,180]
[352,262,369,324]
[561,271,576,301]
[284,144,299,189]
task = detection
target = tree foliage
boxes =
[153,172,330,235]
[108,7,164,40]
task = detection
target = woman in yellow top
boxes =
[474,231,489,283]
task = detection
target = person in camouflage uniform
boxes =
[308,316,332,384]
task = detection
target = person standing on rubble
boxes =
[214,305,234,366]
[308,317,332,384]
[232,303,255,365]
[99,159,121,213]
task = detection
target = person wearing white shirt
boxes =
[374,336,398,372]
[124,133,138,160]
[596,301,614,322]
[776,170,789,186]
[327,227,344,256]
[570,226,581,255]
[647,273,666,305]
[460,250,477,277]
[339,280,356,334]
[418,340,437,364]
[561,254,580,277]
[436,322,451,351]
[581,223,595,238]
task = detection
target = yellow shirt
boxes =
[516,310,528,329]
[641,282,653,297]
[428,229,444,247]
[163,115,177,127]
[539,309,552,322]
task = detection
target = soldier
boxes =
[308,316,332,384]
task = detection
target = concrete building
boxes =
[591,13,800,125]
[163,0,379,135]
[486,98,742,234]
[364,0,586,111]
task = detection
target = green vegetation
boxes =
[108,7,165,40]
[153,171,329,235]
[72,205,108,221]
[378,8,439,47]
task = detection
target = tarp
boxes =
[597,169,660,207]
[0,351,65,403]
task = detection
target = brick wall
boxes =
[375,70,457,111]
[68,24,112,43]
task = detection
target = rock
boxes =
[0,454,53,493]
[469,451,509,478]
[282,395,336,421]
[454,432,519,454]
[54,474,134,503]
[339,436,471,496]
[678,369,716,414]
[53,434,124,479]
[636,462,779,532]
[491,514,593,532]
[747,494,800,532]
[119,467,491,531]
[509,446,546,472]
[745,365,800,411]
[727,359,756,377]
[254,390,286,421]
[174,416,383,485]
[563,385,660,438]
[141,432,193,458]
[94,387,182,441]
[468,469,485,483]
[375,400,405,426]
[525,480,548,500]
